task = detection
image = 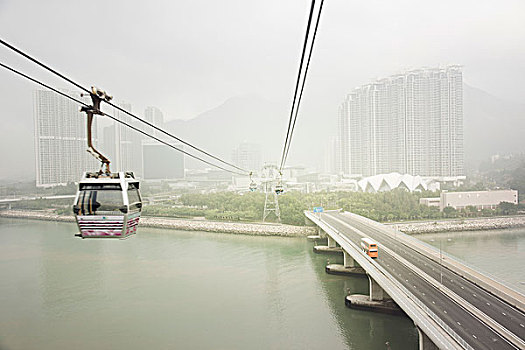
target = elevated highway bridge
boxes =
[305,210,525,350]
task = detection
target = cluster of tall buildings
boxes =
[34,90,184,187]
[34,66,464,187]
[337,66,464,178]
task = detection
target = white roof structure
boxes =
[357,173,430,193]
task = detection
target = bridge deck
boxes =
[312,211,525,350]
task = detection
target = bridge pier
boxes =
[369,274,390,301]
[345,274,403,315]
[307,226,323,240]
[327,236,336,248]
[344,251,357,267]
[326,250,366,276]
[417,327,439,350]
[313,233,342,254]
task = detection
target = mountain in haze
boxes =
[163,95,333,171]
[164,95,286,170]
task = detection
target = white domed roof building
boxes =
[357,173,438,193]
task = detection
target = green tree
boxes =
[442,206,458,218]
[498,201,517,215]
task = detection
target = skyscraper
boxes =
[34,89,99,187]
[144,106,164,138]
[337,66,463,177]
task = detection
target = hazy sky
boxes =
[1,0,524,179]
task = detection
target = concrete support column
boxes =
[327,236,336,248]
[369,275,384,301]
[368,274,391,301]
[417,327,439,350]
[343,251,358,268]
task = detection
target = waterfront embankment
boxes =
[0,210,316,237]
[387,216,525,234]
[4,209,525,236]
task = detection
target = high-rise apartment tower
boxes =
[34,89,99,187]
[337,66,463,177]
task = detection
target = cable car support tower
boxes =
[262,164,281,223]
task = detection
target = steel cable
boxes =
[281,0,325,169]
[279,0,316,172]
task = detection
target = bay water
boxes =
[3,219,523,349]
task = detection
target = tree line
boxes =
[6,187,523,226]
[142,190,524,226]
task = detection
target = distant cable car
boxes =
[275,172,284,195]
[74,172,142,239]
[73,87,143,239]
[249,171,257,192]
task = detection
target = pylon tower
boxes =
[262,164,281,222]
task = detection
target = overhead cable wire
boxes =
[281,0,325,169]
[0,38,250,175]
[0,38,91,95]
[279,0,316,172]
[0,61,247,176]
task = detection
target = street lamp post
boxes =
[430,238,443,286]
[439,238,443,285]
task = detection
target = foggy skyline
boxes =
[1,0,524,179]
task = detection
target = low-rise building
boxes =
[438,190,518,211]
[419,197,441,207]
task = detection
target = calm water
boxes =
[0,218,417,350]
[416,228,525,294]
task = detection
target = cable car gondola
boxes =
[74,172,142,239]
[73,87,143,239]
[249,172,257,192]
